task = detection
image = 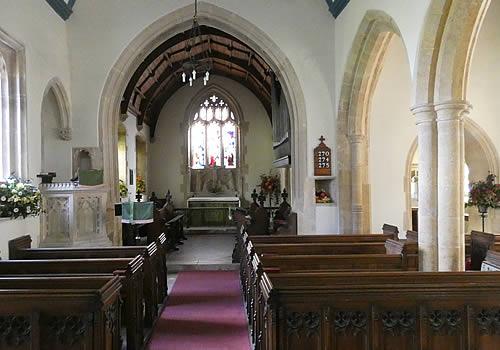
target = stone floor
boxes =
[166,233,239,289]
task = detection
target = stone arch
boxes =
[403,117,500,232]
[435,0,491,102]
[403,138,419,232]
[337,10,406,233]
[42,77,72,140]
[98,2,309,242]
[463,117,500,177]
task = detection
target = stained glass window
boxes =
[189,94,238,169]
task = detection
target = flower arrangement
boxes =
[467,173,500,211]
[315,189,332,203]
[0,176,41,219]
[119,179,128,198]
[136,176,146,195]
[259,172,281,204]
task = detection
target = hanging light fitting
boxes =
[181,0,212,87]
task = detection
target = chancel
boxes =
[1,0,500,349]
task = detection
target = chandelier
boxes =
[181,0,212,87]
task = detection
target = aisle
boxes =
[146,271,251,350]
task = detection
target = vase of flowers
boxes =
[136,176,146,195]
[468,173,500,231]
[0,176,41,219]
[119,179,128,200]
[258,172,281,207]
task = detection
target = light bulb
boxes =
[189,77,193,87]
[203,77,207,86]
[206,71,210,80]
[192,69,196,80]
[182,72,186,83]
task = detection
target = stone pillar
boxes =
[349,134,366,234]
[411,104,438,271]
[435,101,470,271]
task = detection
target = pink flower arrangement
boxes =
[468,173,500,210]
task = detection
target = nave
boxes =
[2,0,500,348]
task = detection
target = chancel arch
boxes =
[99,2,309,242]
[337,10,405,234]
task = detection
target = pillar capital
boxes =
[411,103,436,125]
[435,100,472,122]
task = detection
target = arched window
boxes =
[0,28,27,180]
[189,94,238,169]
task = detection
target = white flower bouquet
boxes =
[0,176,41,219]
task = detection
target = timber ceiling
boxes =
[121,26,273,137]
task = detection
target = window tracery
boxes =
[189,94,238,169]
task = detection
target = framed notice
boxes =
[314,136,332,176]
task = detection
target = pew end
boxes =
[384,239,418,270]
[382,223,399,240]
[8,234,32,259]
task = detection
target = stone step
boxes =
[184,226,238,235]
[169,263,239,273]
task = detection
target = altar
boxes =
[187,196,240,227]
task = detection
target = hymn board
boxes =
[314,136,332,176]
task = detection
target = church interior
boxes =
[0,0,500,349]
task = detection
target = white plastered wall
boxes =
[149,76,273,208]
[467,0,500,233]
[41,89,72,181]
[0,0,71,256]
[369,36,415,234]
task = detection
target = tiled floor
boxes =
[166,233,238,289]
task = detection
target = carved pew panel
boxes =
[8,235,168,328]
[261,272,500,350]
[0,257,144,350]
[0,276,122,350]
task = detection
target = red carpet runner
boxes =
[146,271,251,350]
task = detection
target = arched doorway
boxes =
[99,3,309,242]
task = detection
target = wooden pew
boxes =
[0,275,122,350]
[257,271,500,350]
[243,239,417,344]
[238,233,410,300]
[246,250,417,345]
[0,257,144,350]
[253,241,385,254]
[407,230,500,269]
[165,214,185,250]
[8,235,168,328]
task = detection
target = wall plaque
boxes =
[314,136,332,176]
